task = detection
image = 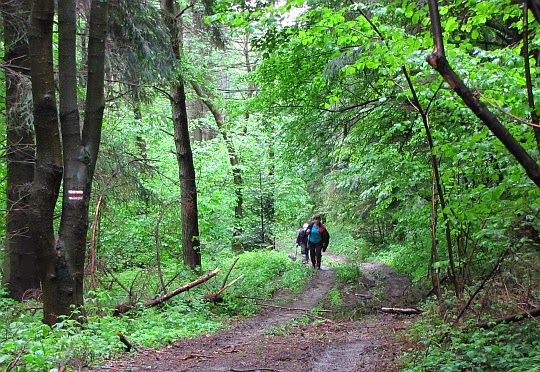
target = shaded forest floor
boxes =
[87,251,420,371]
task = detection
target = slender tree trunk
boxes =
[403,67,462,297]
[2,0,39,300]
[522,3,540,153]
[426,0,540,187]
[161,0,201,269]
[190,82,244,235]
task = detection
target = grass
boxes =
[0,248,310,371]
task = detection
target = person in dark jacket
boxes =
[306,214,330,269]
[296,222,310,264]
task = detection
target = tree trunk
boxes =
[2,0,39,301]
[161,0,201,269]
[28,0,108,325]
[28,0,65,325]
[426,0,540,187]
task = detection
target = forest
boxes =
[1,0,540,370]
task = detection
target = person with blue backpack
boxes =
[306,214,330,269]
[296,222,310,264]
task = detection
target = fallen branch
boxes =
[222,257,240,289]
[113,268,221,315]
[117,332,140,352]
[204,259,243,303]
[181,353,216,360]
[380,307,425,315]
[475,307,540,329]
[217,275,244,297]
[205,274,244,303]
[145,268,220,308]
[5,346,25,372]
[456,248,509,322]
[260,303,331,313]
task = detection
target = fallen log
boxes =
[380,307,425,315]
[475,307,540,329]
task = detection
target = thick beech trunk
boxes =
[2,0,39,300]
[28,0,65,325]
[28,0,108,325]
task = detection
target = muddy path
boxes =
[88,254,415,372]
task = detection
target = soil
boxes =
[87,251,419,372]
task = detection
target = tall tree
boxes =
[1,0,38,300]
[28,0,108,325]
[161,0,201,269]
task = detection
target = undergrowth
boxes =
[0,248,309,371]
[402,309,540,371]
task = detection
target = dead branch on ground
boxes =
[145,268,220,307]
[475,307,540,329]
[380,307,425,315]
[205,274,244,303]
[222,257,239,288]
[114,268,221,315]
[204,258,242,303]
[455,248,510,322]
[117,332,141,352]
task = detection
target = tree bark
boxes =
[475,307,540,329]
[161,0,201,269]
[28,0,65,325]
[2,0,39,300]
[426,0,540,187]
[28,0,108,325]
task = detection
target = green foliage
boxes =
[325,287,343,308]
[404,311,540,371]
[0,249,308,370]
[218,250,312,311]
[334,263,363,285]
[3,0,540,369]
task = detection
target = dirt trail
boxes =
[88,255,414,372]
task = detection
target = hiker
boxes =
[306,214,330,269]
[296,223,310,264]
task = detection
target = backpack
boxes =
[297,228,308,244]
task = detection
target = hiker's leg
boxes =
[301,244,308,263]
[309,244,316,267]
[315,243,322,268]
